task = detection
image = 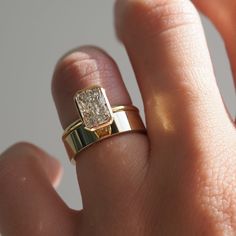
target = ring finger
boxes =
[52,46,149,234]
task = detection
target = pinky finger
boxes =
[0,143,76,236]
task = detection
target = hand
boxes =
[1,0,236,235]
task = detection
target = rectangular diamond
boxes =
[74,86,113,131]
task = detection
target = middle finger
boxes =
[115,0,230,152]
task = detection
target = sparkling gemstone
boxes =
[74,87,113,130]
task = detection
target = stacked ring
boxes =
[62,86,146,163]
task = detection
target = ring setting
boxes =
[62,85,146,164]
[74,86,113,137]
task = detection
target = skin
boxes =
[0,0,236,235]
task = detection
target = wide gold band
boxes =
[62,105,146,163]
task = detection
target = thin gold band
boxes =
[63,105,139,138]
[62,105,146,163]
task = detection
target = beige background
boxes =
[0,1,235,210]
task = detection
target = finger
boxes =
[115,2,236,234]
[53,46,132,128]
[52,46,149,230]
[0,143,75,236]
[115,0,233,149]
[192,0,236,88]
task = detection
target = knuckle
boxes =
[120,0,200,39]
[1,142,40,161]
[0,142,42,183]
[54,48,112,83]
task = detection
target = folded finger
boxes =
[0,143,75,236]
[52,47,149,233]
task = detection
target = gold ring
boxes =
[62,86,146,163]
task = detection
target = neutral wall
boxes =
[0,1,235,209]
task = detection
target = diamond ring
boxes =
[62,86,146,163]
